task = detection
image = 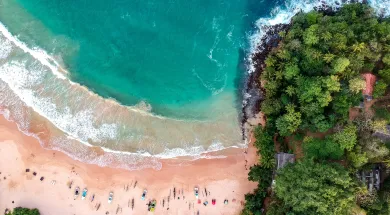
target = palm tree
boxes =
[321,31,332,42]
[289,39,302,51]
[261,157,275,169]
[285,86,296,96]
[277,49,291,60]
[275,71,284,80]
[323,53,335,63]
[383,44,390,53]
[351,42,365,53]
[265,56,276,67]
[312,51,322,60]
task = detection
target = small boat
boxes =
[74,187,80,200]
[141,189,147,201]
[148,199,157,212]
[194,187,199,199]
[91,194,95,202]
[212,199,216,205]
[81,188,88,200]
[108,192,114,204]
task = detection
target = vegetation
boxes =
[302,136,344,160]
[368,176,390,214]
[244,3,390,215]
[242,126,275,214]
[260,3,390,135]
[6,207,40,215]
[275,160,356,215]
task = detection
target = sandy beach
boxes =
[0,115,258,215]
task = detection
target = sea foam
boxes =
[0,0,389,170]
[0,26,242,168]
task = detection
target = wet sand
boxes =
[0,115,258,215]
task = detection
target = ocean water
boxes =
[0,0,256,119]
[0,0,389,170]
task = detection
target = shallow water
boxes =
[0,0,389,170]
[1,0,256,119]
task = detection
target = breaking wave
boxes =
[0,0,388,170]
[0,20,242,170]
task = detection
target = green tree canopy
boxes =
[259,3,390,135]
[347,146,368,168]
[333,57,350,74]
[331,124,358,151]
[373,80,388,98]
[245,3,390,214]
[383,54,390,66]
[242,185,267,215]
[253,126,276,168]
[378,69,390,84]
[303,136,344,160]
[275,160,356,215]
[7,208,40,215]
[276,104,302,136]
[349,77,366,94]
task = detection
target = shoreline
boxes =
[0,105,247,171]
[0,114,258,214]
[239,0,390,141]
[0,22,245,166]
[2,1,390,214]
[241,23,290,139]
[241,1,354,139]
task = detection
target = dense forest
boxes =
[243,3,390,215]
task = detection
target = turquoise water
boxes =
[0,0,281,164]
[0,0,263,119]
[0,0,389,169]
